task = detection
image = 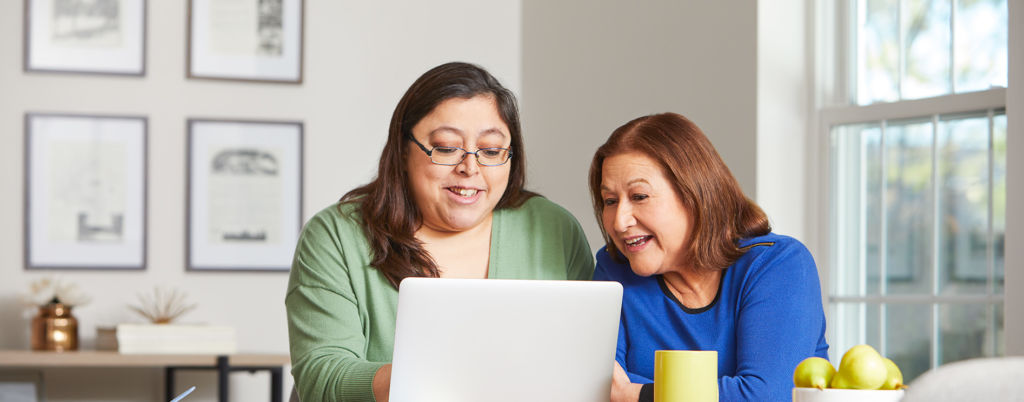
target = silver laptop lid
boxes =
[389,278,623,402]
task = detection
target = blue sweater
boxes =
[593,233,828,401]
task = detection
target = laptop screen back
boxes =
[388,278,623,402]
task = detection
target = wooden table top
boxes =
[0,350,290,367]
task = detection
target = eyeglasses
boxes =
[407,135,513,166]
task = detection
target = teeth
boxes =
[456,188,478,197]
[626,236,647,246]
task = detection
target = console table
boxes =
[0,350,290,402]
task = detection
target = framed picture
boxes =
[24,0,147,75]
[187,119,303,271]
[25,113,147,270]
[187,0,304,83]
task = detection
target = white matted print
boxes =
[25,113,147,270]
[188,119,302,271]
[188,0,303,83]
[24,0,146,75]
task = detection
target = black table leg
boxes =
[165,367,175,402]
[271,367,283,402]
[217,356,229,402]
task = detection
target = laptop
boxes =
[388,278,623,402]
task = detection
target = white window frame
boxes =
[811,0,1012,366]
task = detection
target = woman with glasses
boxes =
[590,113,829,402]
[286,62,594,402]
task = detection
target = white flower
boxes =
[55,281,91,307]
[22,277,91,308]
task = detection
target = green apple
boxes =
[793,357,836,390]
[879,357,906,390]
[830,344,887,390]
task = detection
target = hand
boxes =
[373,364,392,402]
[610,362,643,402]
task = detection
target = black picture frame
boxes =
[25,112,148,270]
[24,0,147,76]
[187,0,304,84]
[187,118,303,272]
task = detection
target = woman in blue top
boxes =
[590,113,829,402]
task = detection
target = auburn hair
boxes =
[341,62,536,288]
[588,113,770,271]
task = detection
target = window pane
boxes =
[938,303,989,365]
[903,0,951,99]
[954,0,1008,91]
[831,124,883,296]
[937,115,989,294]
[885,121,933,294]
[886,303,932,382]
[993,113,1006,293]
[830,302,882,363]
[859,0,900,104]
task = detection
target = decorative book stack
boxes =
[115,324,237,354]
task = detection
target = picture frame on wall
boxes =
[187,0,304,83]
[187,119,303,272]
[24,0,147,76]
[25,113,147,270]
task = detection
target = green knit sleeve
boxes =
[286,209,385,402]
[524,196,595,281]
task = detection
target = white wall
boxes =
[0,1,522,401]
[756,0,813,245]
[521,1,758,249]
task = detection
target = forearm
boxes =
[292,351,386,402]
[372,364,392,402]
[611,382,643,402]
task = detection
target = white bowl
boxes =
[792,387,905,402]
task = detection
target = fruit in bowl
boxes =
[792,344,906,401]
[793,357,835,390]
[832,344,887,389]
[879,357,905,390]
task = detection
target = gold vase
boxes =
[31,303,78,351]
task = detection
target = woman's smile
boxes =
[623,235,654,252]
[445,186,484,204]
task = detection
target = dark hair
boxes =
[341,62,536,288]
[588,112,770,271]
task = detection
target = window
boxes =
[821,0,1007,382]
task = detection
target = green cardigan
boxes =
[286,196,595,402]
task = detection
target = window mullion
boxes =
[879,120,888,355]
[950,0,957,93]
[847,0,859,104]
[898,0,905,100]
[932,114,941,298]
[931,114,941,369]
[987,109,996,357]
[859,127,869,298]
[880,120,888,299]
[987,109,995,297]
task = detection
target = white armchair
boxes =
[900,357,1024,402]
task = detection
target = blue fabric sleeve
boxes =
[594,258,654,385]
[718,242,827,401]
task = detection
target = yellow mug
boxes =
[654,350,718,402]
